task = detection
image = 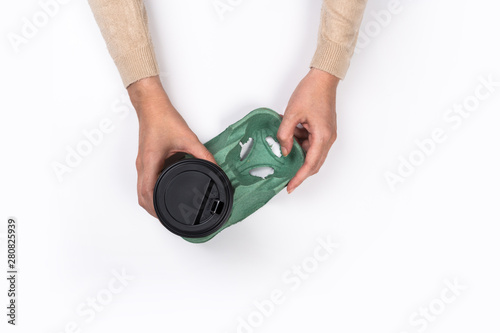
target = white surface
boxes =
[1,0,499,332]
[265,137,282,158]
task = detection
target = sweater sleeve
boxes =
[88,0,159,88]
[311,0,368,80]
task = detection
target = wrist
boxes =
[128,76,173,120]
[309,67,340,90]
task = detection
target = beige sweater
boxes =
[88,0,367,87]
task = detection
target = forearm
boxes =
[88,0,159,87]
[312,0,368,79]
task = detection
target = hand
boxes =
[128,76,216,217]
[277,68,339,194]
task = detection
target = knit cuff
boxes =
[310,40,352,80]
[114,43,160,88]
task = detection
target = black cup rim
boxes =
[153,158,233,238]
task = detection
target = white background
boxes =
[1,0,499,332]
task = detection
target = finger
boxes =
[277,113,299,157]
[137,154,164,218]
[300,139,311,152]
[287,140,325,193]
[293,127,309,140]
[185,142,217,165]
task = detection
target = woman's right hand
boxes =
[128,76,216,217]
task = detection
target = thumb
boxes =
[186,142,217,165]
[277,113,299,157]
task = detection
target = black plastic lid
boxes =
[153,157,233,238]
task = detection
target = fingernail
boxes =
[287,187,295,194]
[282,147,289,156]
